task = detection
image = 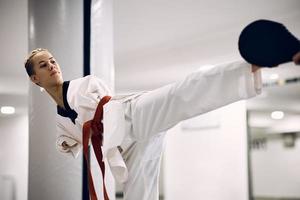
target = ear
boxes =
[30,74,40,85]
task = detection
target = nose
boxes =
[48,61,54,71]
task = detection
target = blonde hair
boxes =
[24,48,49,77]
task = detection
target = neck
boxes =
[45,83,64,109]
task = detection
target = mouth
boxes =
[50,71,59,76]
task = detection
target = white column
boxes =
[28,0,83,199]
[90,0,116,199]
[91,0,115,90]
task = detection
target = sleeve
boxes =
[130,60,262,140]
[56,123,82,159]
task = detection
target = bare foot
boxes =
[251,65,261,73]
[293,51,300,65]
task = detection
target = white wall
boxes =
[0,115,28,200]
[0,0,28,199]
[164,101,249,200]
[0,0,28,95]
[251,136,300,198]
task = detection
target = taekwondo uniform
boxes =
[55,60,262,200]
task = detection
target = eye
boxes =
[50,60,56,64]
[40,63,47,68]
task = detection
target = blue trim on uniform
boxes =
[56,81,78,124]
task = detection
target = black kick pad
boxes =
[238,19,299,67]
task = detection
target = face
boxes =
[30,51,63,88]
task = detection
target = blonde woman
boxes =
[25,48,299,200]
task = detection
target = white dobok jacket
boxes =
[56,60,262,200]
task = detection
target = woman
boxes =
[24,48,299,200]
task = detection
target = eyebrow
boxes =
[38,57,54,64]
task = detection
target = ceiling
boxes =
[0,0,300,125]
[113,0,300,90]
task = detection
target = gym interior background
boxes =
[0,0,299,199]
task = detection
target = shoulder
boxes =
[69,75,95,85]
[68,75,112,97]
[84,75,111,92]
[85,75,107,85]
[68,75,104,90]
[70,75,106,86]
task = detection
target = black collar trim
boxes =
[57,81,78,124]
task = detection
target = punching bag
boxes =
[238,19,300,67]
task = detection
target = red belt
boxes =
[83,96,111,200]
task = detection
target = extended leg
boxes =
[129,60,261,141]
